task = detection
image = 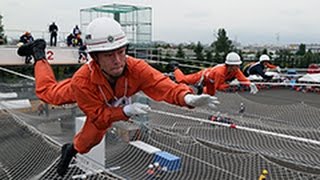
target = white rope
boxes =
[0,67,35,81]
[237,81,320,87]
[150,109,320,146]
[146,59,203,69]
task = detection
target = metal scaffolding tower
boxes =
[80,4,152,44]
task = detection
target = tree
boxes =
[302,50,313,67]
[186,42,196,49]
[0,14,6,44]
[275,49,293,68]
[194,41,204,60]
[256,49,268,59]
[176,44,185,59]
[261,49,268,55]
[205,50,213,62]
[211,28,233,63]
[296,43,306,56]
[165,51,171,58]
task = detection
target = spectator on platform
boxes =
[242,54,281,80]
[17,17,220,177]
[66,33,74,47]
[72,25,81,37]
[168,52,259,95]
[49,22,58,46]
[18,32,34,64]
[72,34,83,47]
[19,31,34,44]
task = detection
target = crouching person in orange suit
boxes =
[169,52,258,95]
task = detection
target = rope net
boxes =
[1,87,320,179]
[0,64,320,179]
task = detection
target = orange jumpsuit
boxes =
[243,61,277,78]
[174,64,250,96]
[266,62,277,69]
[35,56,193,153]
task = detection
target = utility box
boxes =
[112,121,141,142]
[154,151,181,171]
[75,116,105,166]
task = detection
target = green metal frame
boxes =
[80,4,152,44]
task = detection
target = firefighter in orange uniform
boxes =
[242,54,281,80]
[170,52,258,95]
[17,17,220,176]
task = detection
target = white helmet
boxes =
[259,54,270,62]
[148,164,154,169]
[85,17,129,53]
[225,52,242,65]
[154,162,160,167]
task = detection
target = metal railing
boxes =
[4,29,71,46]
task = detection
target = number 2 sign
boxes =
[47,50,54,60]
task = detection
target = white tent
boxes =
[247,72,280,81]
[298,73,320,83]
[0,92,18,99]
[248,75,263,81]
[0,99,31,110]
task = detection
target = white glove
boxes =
[17,42,24,47]
[249,83,259,94]
[276,66,281,73]
[123,103,151,117]
[229,79,240,86]
[184,94,220,109]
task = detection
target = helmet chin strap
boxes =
[101,68,111,77]
[93,54,113,80]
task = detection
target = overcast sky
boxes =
[1,0,320,45]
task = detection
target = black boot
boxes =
[195,82,204,95]
[167,72,176,82]
[17,39,46,62]
[25,56,32,64]
[166,61,179,72]
[57,143,78,176]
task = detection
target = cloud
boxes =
[1,0,320,44]
[184,11,211,19]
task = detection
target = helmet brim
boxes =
[226,61,242,65]
[87,41,128,53]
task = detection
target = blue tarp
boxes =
[154,151,181,171]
